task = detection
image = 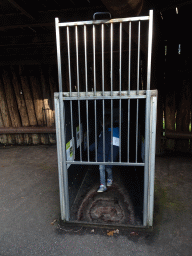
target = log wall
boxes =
[0,59,191,152]
[159,51,192,153]
[0,64,58,145]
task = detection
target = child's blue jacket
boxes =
[89,127,119,166]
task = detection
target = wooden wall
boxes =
[0,54,191,153]
[158,49,192,153]
[0,65,58,145]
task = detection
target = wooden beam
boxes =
[0,127,56,134]
[0,6,105,30]
[7,0,35,20]
[166,130,192,140]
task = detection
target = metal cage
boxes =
[55,10,157,227]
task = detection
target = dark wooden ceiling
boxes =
[0,0,191,65]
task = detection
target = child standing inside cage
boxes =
[90,114,119,192]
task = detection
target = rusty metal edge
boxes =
[58,219,153,232]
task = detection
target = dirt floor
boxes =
[0,145,192,256]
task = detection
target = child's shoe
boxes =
[107,179,113,187]
[97,185,107,192]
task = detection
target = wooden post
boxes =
[2,69,23,144]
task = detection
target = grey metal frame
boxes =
[55,10,157,226]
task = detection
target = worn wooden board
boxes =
[165,91,176,151]
[11,66,29,127]
[176,79,191,152]
[19,66,39,144]
[0,110,7,144]
[40,66,55,144]
[0,75,13,144]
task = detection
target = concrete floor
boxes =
[0,145,192,256]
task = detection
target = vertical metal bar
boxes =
[54,97,65,220]
[75,25,82,161]
[84,25,90,161]
[127,21,131,162]
[62,99,70,220]
[119,99,122,162]
[143,90,151,226]
[86,102,89,161]
[78,101,82,161]
[119,22,122,93]
[101,24,105,162]
[75,26,80,96]
[128,22,131,94]
[102,24,105,93]
[93,25,97,160]
[111,22,113,162]
[59,95,70,221]
[137,21,141,94]
[94,100,97,162]
[93,25,96,95]
[147,10,153,90]
[55,18,69,221]
[127,99,130,162]
[70,100,74,159]
[111,23,113,96]
[103,99,105,162]
[67,26,75,161]
[144,11,153,224]
[55,18,63,93]
[119,23,122,162]
[84,25,88,95]
[111,100,113,162]
[67,26,72,95]
[148,95,157,226]
[135,99,139,162]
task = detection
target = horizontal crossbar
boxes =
[57,16,150,27]
[66,161,145,166]
[54,90,158,100]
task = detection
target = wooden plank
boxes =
[29,71,46,145]
[19,66,38,144]
[49,69,58,111]
[156,92,163,154]
[40,66,55,144]
[165,91,176,151]
[2,68,24,144]
[0,127,56,134]
[19,66,37,125]
[176,79,191,152]
[2,69,21,127]
[40,66,55,126]
[11,66,30,126]
[11,65,30,144]
[29,74,44,126]
[0,110,7,144]
[0,72,14,144]
[0,78,12,127]
[49,67,58,144]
